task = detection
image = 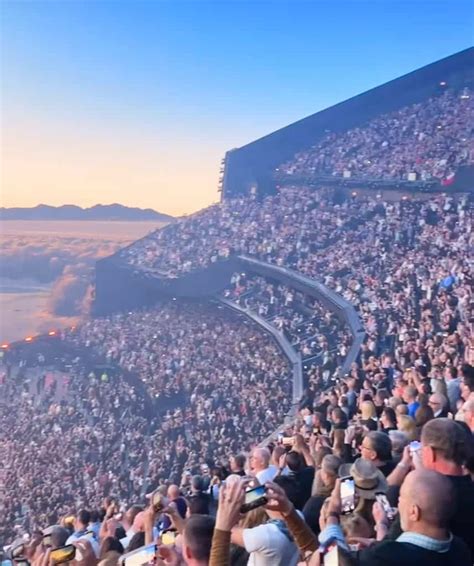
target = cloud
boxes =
[0,232,133,317]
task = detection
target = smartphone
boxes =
[340,476,355,514]
[323,543,340,566]
[277,433,284,444]
[152,491,166,513]
[161,531,177,545]
[409,440,421,454]
[240,485,268,513]
[375,492,395,521]
[282,436,294,447]
[50,545,76,565]
[120,544,157,566]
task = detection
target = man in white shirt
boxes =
[250,448,277,485]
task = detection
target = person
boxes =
[445,367,461,414]
[303,455,341,535]
[229,454,247,477]
[403,387,420,419]
[357,470,472,565]
[428,393,449,418]
[379,407,397,433]
[460,397,474,432]
[160,485,187,531]
[98,537,124,566]
[250,448,277,485]
[187,476,210,516]
[284,434,316,508]
[66,510,91,543]
[386,418,474,558]
[360,432,396,477]
[65,510,100,557]
[182,514,215,566]
[230,481,303,566]
[388,430,409,464]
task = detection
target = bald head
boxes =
[168,484,180,500]
[399,469,454,531]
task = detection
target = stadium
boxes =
[1,47,474,565]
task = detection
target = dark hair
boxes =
[89,510,100,524]
[100,537,124,559]
[183,515,215,561]
[114,526,126,540]
[462,364,474,392]
[366,431,392,462]
[188,494,210,515]
[382,406,396,427]
[191,475,204,492]
[77,509,91,527]
[286,451,304,472]
[273,475,301,510]
[421,418,470,466]
[127,532,145,552]
[232,454,246,470]
[50,527,69,548]
[415,404,434,427]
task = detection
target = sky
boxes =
[1,0,472,216]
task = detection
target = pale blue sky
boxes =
[1,0,472,214]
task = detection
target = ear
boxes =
[410,503,421,523]
[183,543,192,560]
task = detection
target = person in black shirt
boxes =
[360,431,396,477]
[359,469,471,566]
[385,418,474,560]
[229,454,247,477]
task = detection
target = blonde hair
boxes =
[239,506,268,528]
[397,414,417,441]
[340,512,374,539]
[361,400,376,420]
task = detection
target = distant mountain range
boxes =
[0,204,174,221]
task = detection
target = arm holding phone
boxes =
[209,480,245,566]
[293,433,316,468]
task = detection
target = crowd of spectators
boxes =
[2,141,474,564]
[277,88,474,182]
[0,357,150,547]
[64,302,293,489]
[223,272,352,367]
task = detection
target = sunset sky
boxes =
[1,0,472,216]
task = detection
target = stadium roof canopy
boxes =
[222,47,474,198]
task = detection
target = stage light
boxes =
[48,331,56,336]
[25,336,33,342]
[1,343,8,349]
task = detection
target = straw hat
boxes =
[338,458,387,499]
